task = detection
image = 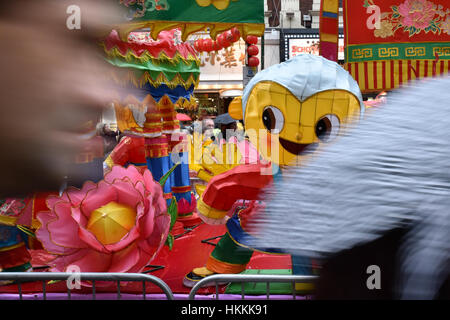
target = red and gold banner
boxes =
[344,0,450,93]
[319,0,340,62]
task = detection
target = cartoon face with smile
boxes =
[232,54,364,166]
[244,82,361,165]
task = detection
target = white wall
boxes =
[280,0,303,29]
[263,29,280,69]
[311,0,343,29]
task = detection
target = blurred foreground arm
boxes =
[0,0,124,197]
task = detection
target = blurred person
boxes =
[0,1,126,279]
[247,77,450,299]
[0,0,126,197]
[214,113,237,143]
[98,123,119,157]
[183,55,364,289]
[201,118,216,143]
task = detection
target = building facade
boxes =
[310,0,343,29]
[193,1,317,116]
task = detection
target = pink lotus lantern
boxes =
[36,166,170,279]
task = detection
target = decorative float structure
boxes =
[103,28,200,221]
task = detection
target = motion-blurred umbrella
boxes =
[176,113,192,121]
[247,77,450,299]
[214,113,236,125]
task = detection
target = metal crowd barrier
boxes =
[0,272,174,300]
[0,272,318,300]
[188,274,318,300]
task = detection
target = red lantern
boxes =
[248,56,260,67]
[217,33,231,48]
[230,27,240,42]
[196,39,204,51]
[213,40,223,52]
[225,31,234,43]
[246,35,258,45]
[203,38,214,52]
[216,33,224,46]
[247,45,259,56]
[194,40,201,51]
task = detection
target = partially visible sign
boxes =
[197,40,247,82]
[243,66,257,88]
[289,38,345,60]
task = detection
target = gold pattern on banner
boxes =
[352,48,373,59]
[378,47,399,58]
[405,47,426,57]
[433,47,450,57]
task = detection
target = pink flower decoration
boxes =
[36,166,170,281]
[177,193,197,216]
[398,0,437,30]
[442,16,450,35]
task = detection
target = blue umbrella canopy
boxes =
[214,113,236,126]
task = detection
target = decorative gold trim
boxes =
[0,242,25,253]
[197,198,227,220]
[113,21,265,42]
[101,44,200,66]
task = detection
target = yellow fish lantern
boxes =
[229,54,365,166]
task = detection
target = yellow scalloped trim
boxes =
[113,94,198,132]
[113,93,197,108]
[101,43,200,67]
[113,21,265,42]
[108,70,199,90]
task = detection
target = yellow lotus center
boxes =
[87,201,137,245]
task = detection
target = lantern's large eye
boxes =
[315,114,340,142]
[262,106,284,134]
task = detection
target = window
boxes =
[267,0,281,27]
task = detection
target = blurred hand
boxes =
[0,0,126,197]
